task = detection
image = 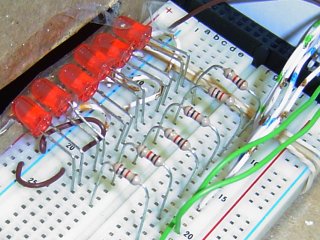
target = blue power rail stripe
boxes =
[244,166,309,240]
[0,29,182,197]
[0,86,120,197]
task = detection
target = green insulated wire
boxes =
[198,85,320,192]
[173,108,320,233]
[304,20,320,46]
[160,85,320,239]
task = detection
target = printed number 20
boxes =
[66,142,75,150]
[183,231,193,239]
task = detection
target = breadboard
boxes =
[0,1,319,240]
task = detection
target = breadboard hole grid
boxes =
[0,1,319,240]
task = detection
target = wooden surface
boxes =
[0,0,118,90]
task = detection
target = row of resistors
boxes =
[1,16,260,240]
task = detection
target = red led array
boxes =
[112,16,152,50]
[14,15,153,126]
[12,96,52,137]
[73,44,112,80]
[58,63,98,102]
[30,78,72,117]
[92,33,133,68]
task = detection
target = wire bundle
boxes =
[160,18,320,240]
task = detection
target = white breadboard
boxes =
[0,1,319,240]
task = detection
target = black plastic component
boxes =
[173,0,319,102]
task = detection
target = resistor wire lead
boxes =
[38,117,107,189]
[132,51,173,106]
[126,61,166,112]
[183,105,221,173]
[113,163,149,240]
[117,142,173,218]
[142,125,199,196]
[154,101,220,175]
[207,85,244,151]
[175,85,212,123]
[195,64,260,130]
[90,162,149,240]
[154,85,208,144]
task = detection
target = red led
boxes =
[30,78,72,117]
[58,63,98,102]
[92,33,133,68]
[112,16,152,50]
[73,44,111,80]
[12,96,52,137]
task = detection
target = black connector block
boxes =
[173,0,319,102]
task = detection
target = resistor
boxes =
[183,106,210,127]
[134,143,172,217]
[182,105,221,175]
[164,128,191,151]
[223,67,261,131]
[113,163,141,185]
[207,85,235,106]
[223,68,248,90]
[136,144,164,167]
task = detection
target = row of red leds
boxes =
[11,16,152,138]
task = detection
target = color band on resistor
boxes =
[142,126,200,196]
[207,85,235,106]
[164,128,191,151]
[223,68,261,133]
[113,163,141,185]
[137,144,164,167]
[223,68,248,90]
[134,143,172,218]
[183,106,210,127]
[183,105,221,175]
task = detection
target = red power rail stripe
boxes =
[147,14,160,25]
[202,149,286,239]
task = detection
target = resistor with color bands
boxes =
[113,163,141,185]
[137,144,164,167]
[164,128,191,151]
[223,68,248,90]
[207,85,235,106]
[183,106,210,127]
